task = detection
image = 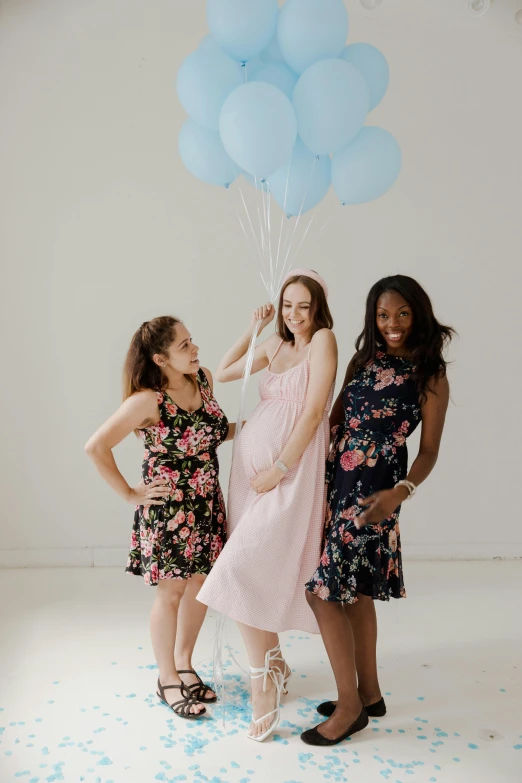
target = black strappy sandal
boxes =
[177,669,218,704]
[156,678,207,719]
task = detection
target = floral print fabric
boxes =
[306,352,421,603]
[126,369,229,585]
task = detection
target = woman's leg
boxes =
[150,579,204,714]
[345,594,382,706]
[305,590,362,739]
[237,622,283,738]
[174,573,215,698]
[322,594,382,710]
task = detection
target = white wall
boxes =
[1,0,521,566]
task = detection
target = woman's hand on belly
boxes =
[250,465,284,495]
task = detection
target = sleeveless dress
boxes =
[126,369,229,586]
[197,338,334,633]
[306,352,421,603]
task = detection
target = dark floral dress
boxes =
[126,369,229,586]
[306,352,421,603]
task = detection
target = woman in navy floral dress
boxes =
[302,276,454,747]
[310,350,421,603]
[86,316,232,720]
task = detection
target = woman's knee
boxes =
[156,579,188,610]
[306,588,344,616]
[305,588,327,611]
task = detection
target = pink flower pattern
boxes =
[307,353,421,603]
[126,369,228,585]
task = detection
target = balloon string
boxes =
[235,213,268,291]
[230,174,270,288]
[255,178,269,280]
[287,209,317,269]
[281,156,317,259]
[233,318,263,447]
[318,205,340,234]
[274,156,318,297]
[274,154,293,280]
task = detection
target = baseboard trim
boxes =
[403,543,522,560]
[0,548,129,569]
[0,544,521,569]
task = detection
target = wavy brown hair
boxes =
[123,316,196,404]
[354,275,455,402]
[276,273,333,343]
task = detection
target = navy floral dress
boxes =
[307,352,421,603]
[126,369,229,586]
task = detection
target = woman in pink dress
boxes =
[198,269,337,742]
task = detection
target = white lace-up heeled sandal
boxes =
[247,650,284,742]
[266,643,292,695]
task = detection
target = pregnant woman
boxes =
[86,316,232,720]
[198,269,337,742]
[303,275,454,746]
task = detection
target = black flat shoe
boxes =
[317,697,386,718]
[301,708,369,746]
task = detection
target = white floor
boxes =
[0,563,521,783]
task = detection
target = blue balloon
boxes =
[278,0,348,74]
[219,82,297,179]
[341,43,390,111]
[249,62,298,100]
[269,138,331,216]
[293,59,369,155]
[242,57,263,80]
[260,35,286,64]
[331,126,402,205]
[179,119,237,188]
[197,34,220,55]
[207,0,278,63]
[177,39,243,131]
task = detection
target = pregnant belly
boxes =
[237,400,300,477]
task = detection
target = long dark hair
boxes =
[123,316,195,402]
[354,275,455,401]
[277,274,333,343]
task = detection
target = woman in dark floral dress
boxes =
[127,377,228,584]
[86,316,232,720]
[302,276,454,747]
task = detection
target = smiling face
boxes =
[376,290,414,354]
[281,282,313,340]
[154,323,200,375]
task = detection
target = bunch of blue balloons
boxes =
[177,0,401,212]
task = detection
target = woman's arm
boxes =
[215,304,277,383]
[85,391,170,506]
[404,374,450,488]
[250,329,338,494]
[329,355,357,431]
[357,374,450,527]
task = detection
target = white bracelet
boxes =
[275,459,289,474]
[395,479,416,499]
